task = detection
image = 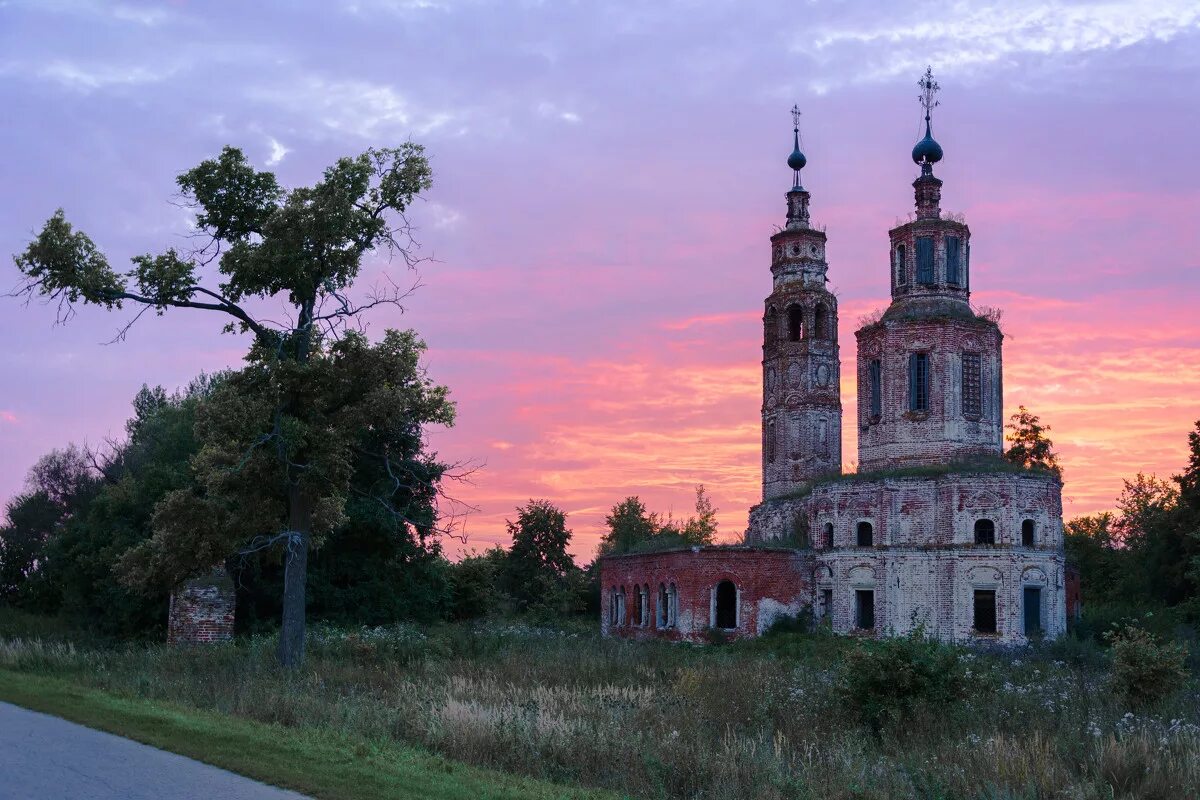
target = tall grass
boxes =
[1,619,1197,800]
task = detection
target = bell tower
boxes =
[762,107,842,500]
[856,68,1004,471]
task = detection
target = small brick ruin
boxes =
[167,569,235,645]
[601,98,1078,646]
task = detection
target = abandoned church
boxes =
[600,72,1074,645]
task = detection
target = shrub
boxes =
[1107,622,1189,707]
[837,630,969,733]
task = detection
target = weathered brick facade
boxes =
[600,105,1070,646]
[600,548,810,642]
[167,569,235,645]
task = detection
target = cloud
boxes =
[265,137,290,166]
[36,60,169,91]
[258,77,456,140]
[0,411,18,425]
[537,101,582,125]
[800,1,1200,87]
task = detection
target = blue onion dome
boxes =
[912,121,943,166]
[788,145,807,171]
[788,126,807,171]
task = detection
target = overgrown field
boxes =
[2,611,1198,800]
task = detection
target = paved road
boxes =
[0,702,309,799]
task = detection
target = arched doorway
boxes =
[715,580,737,629]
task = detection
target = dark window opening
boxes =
[764,307,778,344]
[857,521,874,547]
[974,519,995,545]
[609,587,619,626]
[895,244,907,285]
[823,522,834,549]
[822,588,833,622]
[973,589,997,634]
[855,590,875,630]
[633,586,644,627]
[766,421,777,463]
[787,306,803,342]
[814,304,828,340]
[869,359,882,420]
[1022,519,1035,547]
[908,353,930,413]
[1024,586,1042,635]
[962,352,982,419]
[946,236,961,285]
[657,583,668,628]
[715,580,737,629]
[916,236,935,284]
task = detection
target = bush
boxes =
[837,630,969,734]
[1108,622,1189,707]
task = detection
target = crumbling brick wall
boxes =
[167,570,235,645]
[599,547,813,643]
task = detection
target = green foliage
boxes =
[501,500,582,614]
[1004,405,1060,475]
[448,548,508,620]
[598,486,718,556]
[1065,423,1200,619]
[13,143,439,666]
[837,630,969,733]
[117,329,454,594]
[1108,622,1189,707]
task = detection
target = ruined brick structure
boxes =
[167,568,235,645]
[601,77,1071,645]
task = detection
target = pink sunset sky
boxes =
[1,1,1198,562]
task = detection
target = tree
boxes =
[13,144,440,667]
[1004,405,1060,474]
[599,496,657,556]
[0,492,60,603]
[598,486,719,556]
[502,500,579,613]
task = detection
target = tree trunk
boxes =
[277,482,311,668]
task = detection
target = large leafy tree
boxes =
[13,145,446,666]
[502,500,579,613]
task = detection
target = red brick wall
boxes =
[167,571,235,645]
[599,547,812,643]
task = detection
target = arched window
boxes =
[657,583,668,628]
[766,421,777,463]
[856,521,874,547]
[895,244,907,285]
[813,304,828,340]
[617,586,627,626]
[868,359,883,420]
[1021,519,1035,547]
[823,522,834,549]
[908,353,930,413]
[609,587,620,626]
[715,580,737,629]
[667,583,678,627]
[787,306,803,342]
[974,519,996,545]
[764,306,778,344]
[945,236,961,285]
[633,585,644,627]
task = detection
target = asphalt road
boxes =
[0,702,309,799]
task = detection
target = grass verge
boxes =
[0,669,617,800]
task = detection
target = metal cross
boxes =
[791,104,802,131]
[918,66,940,121]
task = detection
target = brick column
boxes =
[167,567,235,644]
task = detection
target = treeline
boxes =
[1065,421,1200,634]
[0,377,720,637]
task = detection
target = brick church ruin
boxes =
[600,71,1070,645]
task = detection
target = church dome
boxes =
[788,145,807,171]
[912,124,943,166]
